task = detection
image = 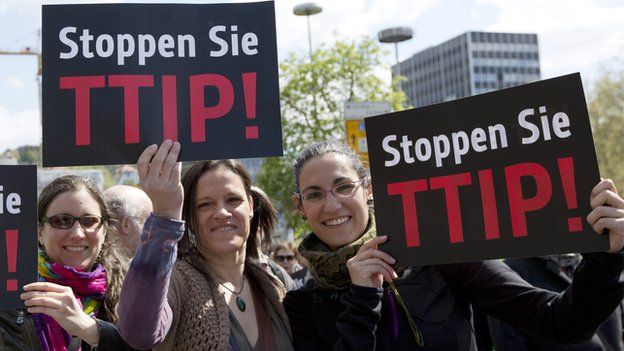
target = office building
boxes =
[393,31,541,108]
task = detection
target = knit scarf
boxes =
[298,219,376,290]
[298,220,425,346]
[34,253,107,351]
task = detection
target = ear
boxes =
[38,225,44,246]
[248,194,254,219]
[365,179,373,201]
[120,216,131,235]
[292,193,306,217]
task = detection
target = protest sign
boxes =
[42,2,281,166]
[365,73,607,266]
[0,165,37,309]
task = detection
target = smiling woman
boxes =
[284,140,624,351]
[117,141,294,351]
[0,175,134,350]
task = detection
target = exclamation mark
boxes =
[242,72,258,139]
[5,229,18,291]
[557,157,582,232]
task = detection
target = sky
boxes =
[0,0,623,153]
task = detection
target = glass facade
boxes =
[393,31,541,108]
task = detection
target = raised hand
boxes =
[21,282,99,344]
[586,178,624,253]
[347,236,398,288]
[137,140,183,220]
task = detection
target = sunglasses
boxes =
[275,255,295,262]
[40,214,105,230]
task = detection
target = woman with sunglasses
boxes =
[0,175,133,350]
[284,140,624,351]
[117,141,294,350]
[272,243,309,289]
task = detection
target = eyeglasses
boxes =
[297,179,368,203]
[275,255,295,262]
[40,214,105,230]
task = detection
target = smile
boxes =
[63,246,87,252]
[212,225,237,232]
[323,216,350,226]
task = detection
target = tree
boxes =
[587,68,624,196]
[256,37,407,239]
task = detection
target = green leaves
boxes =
[257,37,408,239]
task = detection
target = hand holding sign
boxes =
[137,140,183,221]
[347,236,398,288]
[21,282,99,345]
[586,179,624,253]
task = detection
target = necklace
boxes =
[219,278,247,312]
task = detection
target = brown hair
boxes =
[179,161,280,349]
[293,140,368,194]
[37,175,128,321]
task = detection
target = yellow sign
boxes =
[345,119,369,168]
[344,102,391,169]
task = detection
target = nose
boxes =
[321,191,342,212]
[67,221,87,239]
[213,203,233,219]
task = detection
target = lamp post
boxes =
[378,27,413,65]
[293,2,323,59]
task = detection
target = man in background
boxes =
[104,185,153,259]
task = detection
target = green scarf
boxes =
[298,218,424,346]
[298,219,376,290]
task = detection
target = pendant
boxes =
[236,296,246,312]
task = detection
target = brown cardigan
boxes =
[155,258,292,350]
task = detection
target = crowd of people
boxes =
[0,139,623,350]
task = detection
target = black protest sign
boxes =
[365,73,607,266]
[42,2,281,166]
[0,166,37,309]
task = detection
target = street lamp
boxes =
[378,27,413,65]
[293,2,323,58]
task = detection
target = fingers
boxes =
[590,178,618,201]
[163,142,181,182]
[137,144,158,180]
[587,206,624,228]
[358,235,389,252]
[137,140,181,183]
[22,295,64,309]
[23,282,71,293]
[353,243,396,265]
[348,236,399,287]
[590,216,624,235]
[590,189,624,210]
[353,258,398,281]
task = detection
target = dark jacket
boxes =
[488,256,624,351]
[0,308,135,350]
[283,252,624,351]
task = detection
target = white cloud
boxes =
[4,76,24,89]
[476,0,624,80]
[0,106,40,152]
[275,0,440,57]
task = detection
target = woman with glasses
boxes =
[284,140,624,351]
[117,141,294,351]
[0,175,133,350]
[272,242,309,289]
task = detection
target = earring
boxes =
[188,229,198,248]
[301,214,307,221]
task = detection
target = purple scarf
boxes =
[34,253,107,351]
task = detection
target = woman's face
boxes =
[274,247,297,273]
[296,153,371,250]
[38,188,106,271]
[194,166,253,257]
